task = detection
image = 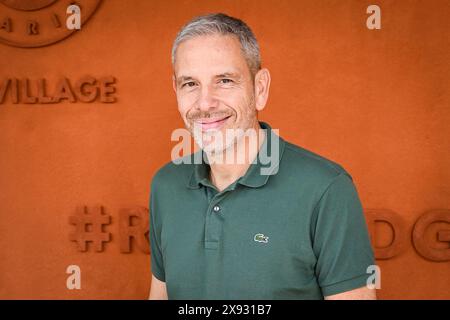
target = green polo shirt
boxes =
[150,122,374,299]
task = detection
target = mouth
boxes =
[194,115,232,131]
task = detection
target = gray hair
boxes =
[171,13,261,77]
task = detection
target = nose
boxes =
[196,85,218,112]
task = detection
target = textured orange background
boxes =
[0,0,449,299]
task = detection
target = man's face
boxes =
[173,35,258,154]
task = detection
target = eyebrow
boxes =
[176,72,241,85]
[215,72,240,79]
[176,76,195,85]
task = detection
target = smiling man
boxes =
[148,13,376,300]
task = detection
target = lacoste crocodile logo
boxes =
[254,233,269,243]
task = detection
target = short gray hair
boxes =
[172,13,261,77]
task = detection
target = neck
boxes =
[206,121,265,192]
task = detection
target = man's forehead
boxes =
[174,35,247,69]
[173,34,254,83]
[177,34,241,54]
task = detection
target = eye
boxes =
[181,81,196,88]
[219,78,233,84]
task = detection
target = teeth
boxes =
[197,116,229,124]
[204,119,224,124]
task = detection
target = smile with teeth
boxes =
[194,115,231,131]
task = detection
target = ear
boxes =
[254,68,271,111]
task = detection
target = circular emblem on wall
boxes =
[0,0,102,47]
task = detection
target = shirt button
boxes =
[213,205,221,213]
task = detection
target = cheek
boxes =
[218,91,242,109]
[177,93,195,117]
[227,92,253,116]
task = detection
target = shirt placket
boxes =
[204,187,230,250]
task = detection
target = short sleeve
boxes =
[311,172,375,297]
[149,180,166,282]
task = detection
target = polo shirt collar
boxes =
[187,121,285,190]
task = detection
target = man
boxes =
[149,13,376,300]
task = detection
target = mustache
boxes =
[187,111,233,120]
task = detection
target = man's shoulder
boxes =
[280,140,353,184]
[151,153,197,188]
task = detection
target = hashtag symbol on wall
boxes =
[69,206,111,252]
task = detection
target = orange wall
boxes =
[0,0,448,299]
